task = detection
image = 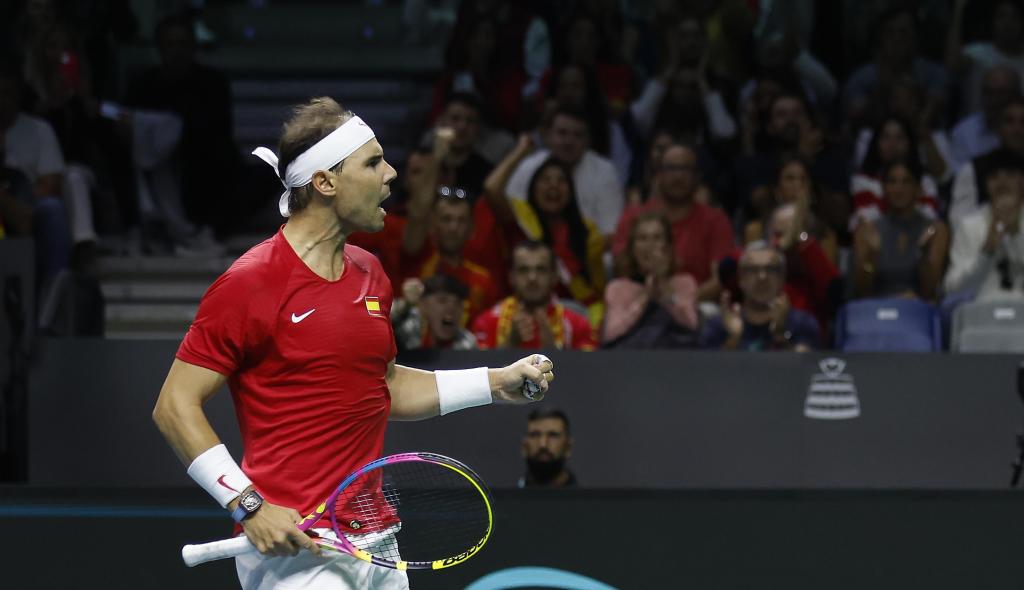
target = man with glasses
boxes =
[612,143,734,301]
[700,242,821,351]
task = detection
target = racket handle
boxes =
[182,535,256,567]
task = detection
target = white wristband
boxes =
[436,367,492,415]
[186,444,253,508]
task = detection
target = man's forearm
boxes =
[152,394,223,466]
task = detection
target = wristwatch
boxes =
[231,489,264,523]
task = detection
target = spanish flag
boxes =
[364,296,382,317]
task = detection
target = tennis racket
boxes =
[181,452,493,571]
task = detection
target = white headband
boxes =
[252,115,376,217]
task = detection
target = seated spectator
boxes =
[850,115,941,230]
[765,202,841,330]
[602,211,699,348]
[401,182,500,323]
[613,144,734,301]
[744,156,838,264]
[123,13,237,241]
[740,18,838,111]
[518,408,576,488]
[949,65,1020,170]
[951,98,1024,225]
[701,241,821,351]
[0,61,70,285]
[852,159,949,301]
[472,240,596,350]
[946,0,1024,118]
[392,275,478,351]
[843,8,948,129]
[945,151,1024,302]
[557,13,633,115]
[504,106,623,236]
[852,76,953,183]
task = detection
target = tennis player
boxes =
[152,97,555,590]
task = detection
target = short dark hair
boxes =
[276,97,354,215]
[984,148,1024,177]
[527,407,571,435]
[444,92,484,117]
[512,239,555,268]
[422,274,468,300]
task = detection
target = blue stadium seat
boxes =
[835,298,942,352]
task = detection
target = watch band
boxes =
[231,489,264,523]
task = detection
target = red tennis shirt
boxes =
[177,228,397,530]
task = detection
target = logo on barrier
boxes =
[804,358,860,420]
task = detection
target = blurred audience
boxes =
[951,98,1024,225]
[946,0,1024,118]
[949,64,1020,170]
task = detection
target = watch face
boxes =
[241,493,262,511]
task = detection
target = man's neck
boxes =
[662,198,693,221]
[439,249,463,268]
[282,207,349,281]
[743,304,773,325]
[519,299,550,314]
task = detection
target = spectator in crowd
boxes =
[432,13,525,131]
[764,202,841,331]
[423,92,495,199]
[124,12,237,241]
[850,116,941,230]
[946,0,1024,118]
[472,240,596,351]
[392,275,478,351]
[401,180,500,324]
[504,106,623,237]
[543,64,632,184]
[744,155,838,264]
[556,13,633,115]
[613,144,733,301]
[701,241,821,352]
[486,143,605,323]
[951,98,1024,225]
[734,92,848,229]
[950,65,1021,170]
[844,8,948,129]
[852,159,949,301]
[852,76,953,183]
[602,211,699,348]
[945,150,1024,302]
[518,407,576,488]
[0,61,70,285]
[631,15,737,148]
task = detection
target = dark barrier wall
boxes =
[1,488,1022,589]
[26,340,1024,488]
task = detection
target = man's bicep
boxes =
[160,358,228,406]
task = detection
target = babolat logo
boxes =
[804,358,860,420]
[442,536,488,566]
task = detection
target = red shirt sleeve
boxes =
[566,309,597,351]
[611,206,641,257]
[176,270,263,376]
[471,310,499,350]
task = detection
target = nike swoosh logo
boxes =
[217,475,239,493]
[291,309,316,323]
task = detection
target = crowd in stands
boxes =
[2,0,1023,350]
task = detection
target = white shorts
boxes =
[235,528,410,590]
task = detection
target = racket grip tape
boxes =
[182,535,257,567]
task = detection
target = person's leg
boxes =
[32,196,72,285]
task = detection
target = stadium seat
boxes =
[951,301,1024,353]
[835,298,941,352]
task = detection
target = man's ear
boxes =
[310,169,338,197]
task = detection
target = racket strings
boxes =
[335,459,490,563]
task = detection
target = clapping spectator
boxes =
[852,159,949,301]
[701,242,821,352]
[602,211,699,348]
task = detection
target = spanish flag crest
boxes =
[364,296,382,317]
